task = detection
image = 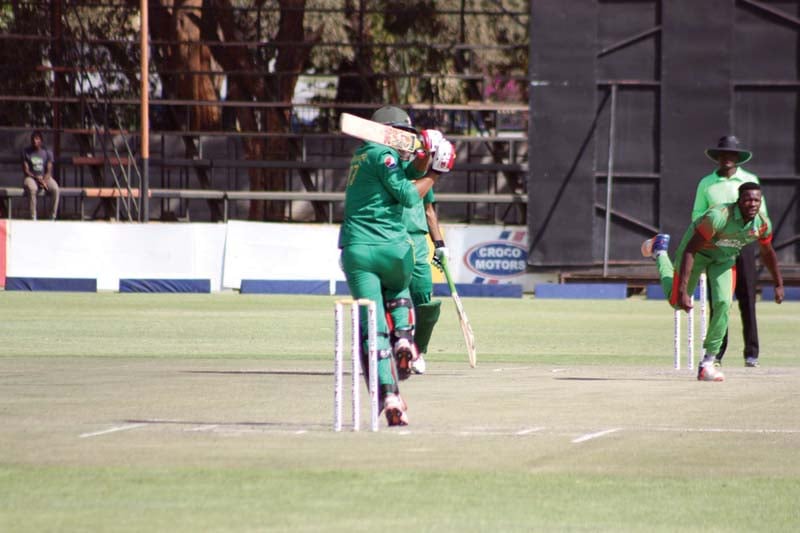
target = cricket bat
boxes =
[340,113,422,153]
[440,255,477,368]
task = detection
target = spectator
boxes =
[22,130,59,220]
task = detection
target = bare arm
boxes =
[425,201,444,242]
[759,241,784,303]
[22,159,35,179]
[411,148,431,175]
[413,175,438,198]
[23,158,48,189]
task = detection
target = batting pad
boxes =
[414,300,442,354]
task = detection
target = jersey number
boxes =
[346,163,360,187]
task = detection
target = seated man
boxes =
[641,182,784,382]
[22,130,60,220]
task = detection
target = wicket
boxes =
[673,273,707,369]
[333,299,379,432]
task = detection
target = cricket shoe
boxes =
[393,337,418,381]
[745,357,760,368]
[383,394,408,426]
[641,234,670,259]
[697,361,725,382]
[411,354,427,374]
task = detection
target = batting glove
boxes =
[421,129,444,153]
[431,140,456,173]
[432,240,450,272]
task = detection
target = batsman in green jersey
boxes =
[338,106,444,426]
[642,182,784,382]
[402,129,456,375]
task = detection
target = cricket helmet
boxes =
[371,106,416,133]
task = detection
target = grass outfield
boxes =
[0,292,799,532]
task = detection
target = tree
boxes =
[1,1,530,221]
[214,0,321,220]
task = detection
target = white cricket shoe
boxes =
[411,354,426,374]
[697,362,725,382]
[383,394,408,426]
[393,337,418,380]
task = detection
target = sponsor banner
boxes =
[439,224,533,292]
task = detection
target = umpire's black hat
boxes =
[705,135,752,164]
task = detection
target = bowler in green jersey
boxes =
[692,135,764,367]
[642,183,784,382]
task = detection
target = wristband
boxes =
[433,240,445,249]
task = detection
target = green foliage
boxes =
[0,3,14,28]
[0,3,51,126]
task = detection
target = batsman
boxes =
[641,182,784,382]
[338,106,455,426]
[402,127,456,375]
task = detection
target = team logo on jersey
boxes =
[383,154,398,169]
[716,239,744,250]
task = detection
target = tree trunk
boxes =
[145,0,322,221]
[146,0,224,220]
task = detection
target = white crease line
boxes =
[516,427,545,436]
[185,425,219,432]
[572,428,621,444]
[458,430,534,436]
[652,427,800,434]
[80,423,146,438]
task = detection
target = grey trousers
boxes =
[23,176,60,220]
